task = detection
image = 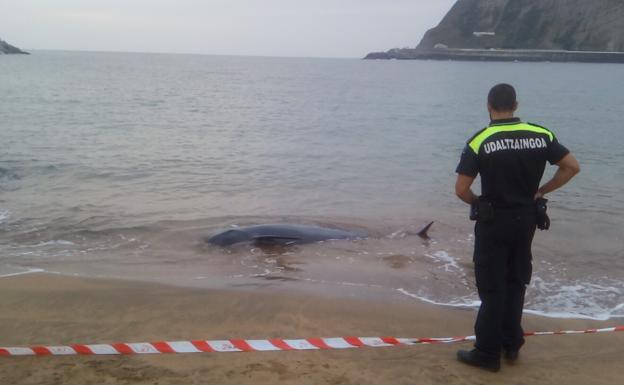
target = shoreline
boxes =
[1,273,623,384]
[2,267,621,322]
[364,48,624,63]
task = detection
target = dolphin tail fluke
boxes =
[417,221,434,239]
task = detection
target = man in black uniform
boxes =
[454,84,580,372]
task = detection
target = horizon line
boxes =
[18,47,368,60]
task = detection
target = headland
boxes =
[0,38,29,55]
[365,0,624,63]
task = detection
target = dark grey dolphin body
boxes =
[206,224,366,247]
[206,222,433,247]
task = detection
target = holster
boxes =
[535,198,550,230]
[470,198,495,222]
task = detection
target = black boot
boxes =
[503,340,523,363]
[504,349,519,362]
[457,349,501,372]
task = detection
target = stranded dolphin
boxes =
[206,222,433,247]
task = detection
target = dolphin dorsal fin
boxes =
[417,221,434,239]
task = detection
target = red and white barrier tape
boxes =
[1,326,622,357]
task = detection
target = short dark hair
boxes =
[488,83,517,111]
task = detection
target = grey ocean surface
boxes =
[1,51,623,320]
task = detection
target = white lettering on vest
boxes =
[483,137,548,154]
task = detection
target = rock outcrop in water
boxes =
[0,38,29,55]
[365,0,624,62]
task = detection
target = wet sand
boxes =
[0,273,622,385]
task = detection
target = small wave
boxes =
[10,240,77,249]
[526,277,624,321]
[397,288,481,308]
[0,167,21,181]
[31,240,76,247]
[0,209,9,224]
[424,251,462,273]
[0,267,45,278]
[398,277,624,321]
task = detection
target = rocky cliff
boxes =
[417,0,624,52]
[0,38,29,54]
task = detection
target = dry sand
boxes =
[0,273,622,385]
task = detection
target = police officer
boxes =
[454,84,580,372]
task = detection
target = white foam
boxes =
[397,288,481,308]
[339,281,383,288]
[0,209,9,224]
[525,276,624,320]
[0,267,45,278]
[387,229,406,239]
[425,250,462,273]
[31,240,75,247]
[522,309,614,321]
[398,277,624,321]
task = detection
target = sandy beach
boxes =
[0,273,622,384]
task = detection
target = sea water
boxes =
[1,51,623,320]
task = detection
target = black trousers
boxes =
[473,208,536,358]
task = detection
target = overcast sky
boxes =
[1,0,456,58]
